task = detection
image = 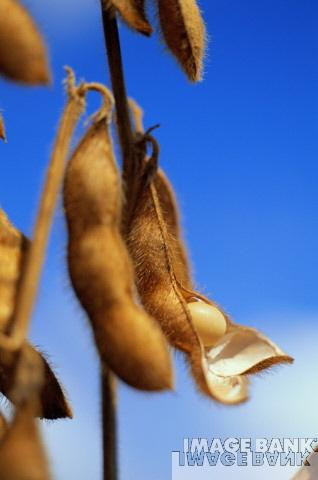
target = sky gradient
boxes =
[0,1,317,478]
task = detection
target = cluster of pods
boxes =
[0,1,293,478]
[63,93,293,404]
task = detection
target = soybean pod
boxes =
[64,99,173,391]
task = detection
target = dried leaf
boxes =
[110,0,152,36]
[0,208,72,419]
[157,0,206,81]
[0,400,50,479]
[0,116,6,142]
[0,0,50,84]
[127,171,293,404]
[63,103,173,392]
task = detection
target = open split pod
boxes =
[0,208,72,419]
[127,161,293,404]
[63,95,173,392]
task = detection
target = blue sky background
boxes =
[0,0,318,478]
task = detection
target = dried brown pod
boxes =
[128,98,144,134]
[127,148,293,404]
[155,171,192,288]
[0,116,6,142]
[0,344,72,420]
[157,0,206,81]
[128,99,191,286]
[0,208,72,419]
[106,0,152,36]
[0,207,28,333]
[63,101,173,392]
[0,0,50,84]
[0,414,7,441]
[0,68,87,355]
[0,400,50,479]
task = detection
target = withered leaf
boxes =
[157,0,206,81]
[0,0,50,84]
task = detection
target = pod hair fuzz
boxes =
[109,0,152,36]
[0,116,6,142]
[0,401,50,480]
[157,0,206,81]
[0,208,72,419]
[63,99,173,392]
[0,0,50,84]
[126,132,292,404]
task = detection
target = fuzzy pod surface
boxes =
[0,208,72,419]
[0,116,6,141]
[0,344,72,420]
[0,208,28,333]
[0,414,7,441]
[0,0,50,84]
[110,0,152,35]
[63,110,173,392]
[127,169,293,404]
[157,0,206,81]
[155,170,192,288]
[0,401,50,480]
[127,173,200,353]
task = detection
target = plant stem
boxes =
[100,3,134,182]
[100,3,157,226]
[99,5,130,480]
[101,368,117,480]
[98,8,160,479]
[0,69,86,351]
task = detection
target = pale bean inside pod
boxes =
[188,301,227,347]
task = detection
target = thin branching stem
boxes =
[99,6,161,479]
[100,4,160,222]
[100,3,134,182]
[0,69,86,351]
[99,4,130,480]
[101,367,117,480]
